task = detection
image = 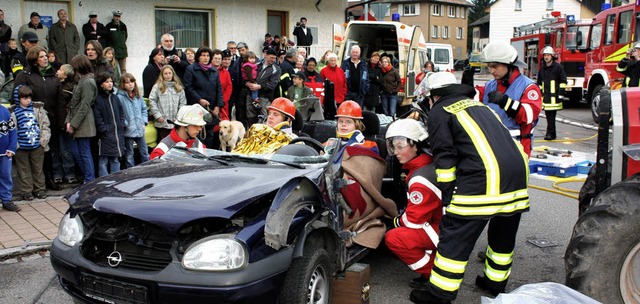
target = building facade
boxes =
[380,0,472,60]
[488,0,600,43]
[1,0,346,90]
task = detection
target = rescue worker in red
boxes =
[617,42,640,88]
[384,119,442,290]
[411,72,530,304]
[538,46,567,140]
[150,104,207,159]
[335,100,378,154]
[480,41,542,157]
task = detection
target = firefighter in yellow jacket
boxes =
[410,72,530,304]
[537,46,567,140]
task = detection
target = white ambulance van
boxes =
[333,21,428,106]
[425,43,454,72]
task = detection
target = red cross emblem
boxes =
[409,191,423,204]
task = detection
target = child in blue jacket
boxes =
[118,73,149,168]
[0,100,19,211]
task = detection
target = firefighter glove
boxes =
[488,91,520,118]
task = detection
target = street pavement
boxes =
[0,72,600,303]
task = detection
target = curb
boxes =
[0,244,51,261]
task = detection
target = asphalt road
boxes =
[0,73,599,304]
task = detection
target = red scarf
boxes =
[381,64,392,74]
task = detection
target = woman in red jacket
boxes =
[319,53,347,104]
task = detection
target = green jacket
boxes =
[67,75,97,138]
[105,20,128,58]
[48,21,81,64]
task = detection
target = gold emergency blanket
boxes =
[232,124,292,155]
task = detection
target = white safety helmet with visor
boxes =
[385,119,429,156]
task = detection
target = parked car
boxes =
[49,123,399,304]
[454,59,467,71]
[469,53,486,73]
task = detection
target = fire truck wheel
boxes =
[565,173,640,303]
[279,237,334,304]
[590,84,603,124]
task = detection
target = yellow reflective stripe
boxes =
[559,83,566,89]
[434,253,467,274]
[617,65,628,72]
[451,189,528,205]
[540,83,544,93]
[550,80,556,93]
[436,167,456,182]
[486,246,513,265]
[430,271,463,292]
[446,199,530,216]
[484,265,511,282]
[626,77,631,87]
[456,111,499,195]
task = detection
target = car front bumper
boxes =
[50,238,292,304]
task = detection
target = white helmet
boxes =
[634,42,640,49]
[385,119,429,155]
[480,41,526,68]
[425,72,457,96]
[542,46,555,56]
[174,104,207,126]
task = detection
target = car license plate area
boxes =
[81,273,148,304]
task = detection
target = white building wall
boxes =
[489,0,582,43]
[2,0,346,84]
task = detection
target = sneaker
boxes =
[409,275,430,289]
[66,177,77,184]
[53,177,63,184]
[2,201,22,212]
[475,275,505,296]
[34,192,47,199]
[23,194,34,201]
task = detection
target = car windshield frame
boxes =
[162,138,342,166]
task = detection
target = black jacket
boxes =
[183,63,224,107]
[428,90,529,219]
[93,90,125,157]
[82,21,107,47]
[617,57,640,88]
[142,63,162,98]
[537,60,567,108]
[162,48,189,80]
[293,26,313,46]
[13,65,61,128]
[364,62,382,109]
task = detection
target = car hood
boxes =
[68,160,321,230]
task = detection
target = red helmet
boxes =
[268,97,296,120]
[335,100,363,119]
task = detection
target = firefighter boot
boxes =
[475,275,506,296]
[409,287,452,304]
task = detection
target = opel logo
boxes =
[107,251,123,267]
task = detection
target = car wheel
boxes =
[279,243,334,304]
[590,84,603,124]
[565,173,640,303]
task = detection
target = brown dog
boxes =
[219,120,246,152]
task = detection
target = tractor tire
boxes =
[590,84,603,124]
[279,241,334,304]
[565,173,640,304]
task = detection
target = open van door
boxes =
[405,26,423,100]
[333,24,344,55]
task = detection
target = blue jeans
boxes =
[124,137,150,168]
[250,90,259,101]
[381,92,398,116]
[98,156,120,177]
[0,156,12,202]
[70,138,95,182]
[57,132,76,179]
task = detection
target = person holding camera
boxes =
[293,17,313,53]
[616,42,640,88]
[160,33,189,80]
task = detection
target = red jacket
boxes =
[320,65,347,103]
[218,66,232,121]
[150,129,206,160]
[398,154,442,231]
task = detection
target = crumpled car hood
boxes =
[68,160,321,230]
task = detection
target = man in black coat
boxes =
[160,33,189,80]
[293,17,313,52]
[82,11,107,47]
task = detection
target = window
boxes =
[431,25,439,38]
[432,4,441,16]
[459,7,466,19]
[604,14,615,45]
[590,24,602,49]
[546,0,553,10]
[448,6,455,17]
[555,30,563,48]
[434,49,450,64]
[443,26,450,39]
[402,4,420,16]
[617,10,633,44]
[155,8,212,49]
[456,27,464,39]
[515,0,522,11]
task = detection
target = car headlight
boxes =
[182,235,248,271]
[58,213,84,247]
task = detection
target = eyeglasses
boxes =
[385,137,412,156]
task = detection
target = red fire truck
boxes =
[584,3,640,122]
[510,13,590,105]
